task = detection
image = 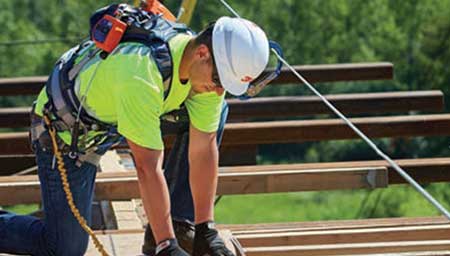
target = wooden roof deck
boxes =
[83,217,450,255]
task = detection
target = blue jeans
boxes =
[0,144,97,256]
[0,101,228,254]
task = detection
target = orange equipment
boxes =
[140,0,176,21]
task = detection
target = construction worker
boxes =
[0,4,270,256]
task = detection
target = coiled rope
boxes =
[43,115,110,256]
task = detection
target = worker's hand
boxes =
[193,221,235,256]
[155,239,189,256]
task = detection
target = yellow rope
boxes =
[43,115,109,256]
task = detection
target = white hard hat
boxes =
[212,17,270,96]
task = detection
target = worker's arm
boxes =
[188,125,219,223]
[188,125,235,255]
[127,139,174,244]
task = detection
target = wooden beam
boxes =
[218,167,388,194]
[0,76,46,95]
[0,166,387,205]
[227,90,444,120]
[222,216,450,234]
[3,156,450,204]
[108,156,450,185]
[222,157,450,184]
[0,63,393,96]
[0,91,443,128]
[244,240,450,256]
[268,62,393,84]
[236,224,450,247]
[2,114,450,155]
[221,114,450,146]
[95,216,450,236]
[0,107,31,128]
[97,216,450,235]
[0,154,35,175]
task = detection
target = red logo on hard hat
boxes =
[241,76,253,82]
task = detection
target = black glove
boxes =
[193,221,235,256]
[155,239,189,256]
[142,219,195,255]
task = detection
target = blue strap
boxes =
[238,40,284,100]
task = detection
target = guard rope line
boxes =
[218,0,450,220]
[43,115,110,256]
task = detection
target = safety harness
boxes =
[29,5,195,256]
[32,4,192,165]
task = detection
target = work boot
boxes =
[142,219,195,256]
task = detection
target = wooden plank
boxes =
[0,154,35,175]
[0,91,443,128]
[244,240,450,256]
[0,63,393,96]
[222,216,450,234]
[110,201,142,230]
[218,144,257,166]
[95,216,450,235]
[217,167,388,194]
[220,230,238,256]
[95,216,450,237]
[236,224,450,247]
[0,76,46,95]
[84,234,114,256]
[3,114,450,155]
[98,201,118,230]
[0,166,387,205]
[221,114,450,146]
[269,62,393,84]
[221,157,450,184]
[228,91,444,120]
[356,251,450,256]
[2,157,450,205]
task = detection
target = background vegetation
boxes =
[1,0,450,223]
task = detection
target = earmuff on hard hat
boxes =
[242,40,284,99]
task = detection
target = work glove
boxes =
[142,219,195,255]
[155,239,189,256]
[193,221,235,256]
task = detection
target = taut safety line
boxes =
[218,0,450,220]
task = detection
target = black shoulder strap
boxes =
[122,16,190,100]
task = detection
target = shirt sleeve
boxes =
[116,74,165,150]
[184,92,225,133]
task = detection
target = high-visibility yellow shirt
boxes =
[35,34,225,150]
